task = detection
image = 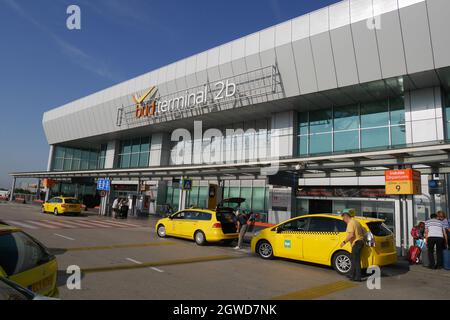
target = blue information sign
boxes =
[97,179,111,191]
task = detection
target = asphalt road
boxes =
[1,201,449,300]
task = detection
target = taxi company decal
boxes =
[284,240,291,249]
[134,80,236,119]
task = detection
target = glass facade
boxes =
[118,137,151,169]
[52,145,106,171]
[298,97,406,156]
[445,93,450,139]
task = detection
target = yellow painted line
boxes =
[271,280,359,300]
[82,254,239,274]
[56,242,177,252]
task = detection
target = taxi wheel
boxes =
[257,240,274,260]
[157,224,167,238]
[53,208,59,216]
[332,251,352,275]
[194,231,207,246]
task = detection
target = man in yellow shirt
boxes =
[340,209,366,282]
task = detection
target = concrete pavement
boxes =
[1,202,449,300]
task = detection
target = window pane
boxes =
[361,127,389,149]
[334,104,359,131]
[361,100,389,128]
[309,109,332,133]
[53,158,63,171]
[252,187,266,212]
[390,97,405,125]
[82,150,90,162]
[132,139,141,153]
[120,154,130,168]
[391,125,406,146]
[54,147,65,158]
[80,159,89,170]
[73,149,82,160]
[130,153,139,168]
[298,136,308,156]
[298,112,309,135]
[138,152,149,167]
[63,159,72,171]
[334,130,359,152]
[140,140,150,153]
[122,141,132,154]
[240,187,252,210]
[71,159,80,171]
[198,187,209,208]
[229,187,240,198]
[310,133,332,154]
[65,148,74,160]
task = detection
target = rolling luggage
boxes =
[408,246,421,264]
[421,246,431,267]
[444,249,450,270]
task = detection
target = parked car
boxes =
[0,277,57,300]
[156,208,239,246]
[0,223,58,297]
[251,214,397,275]
[41,196,82,215]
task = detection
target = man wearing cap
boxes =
[340,209,366,282]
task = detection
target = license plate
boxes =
[31,276,53,293]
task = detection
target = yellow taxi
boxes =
[42,196,82,215]
[0,223,58,297]
[156,208,239,246]
[251,214,397,275]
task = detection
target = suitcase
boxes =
[421,247,431,267]
[408,246,421,264]
[444,249,450,270]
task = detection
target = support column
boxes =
[36,179,41,201]
[9,178,16,202]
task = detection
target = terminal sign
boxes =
[97,179,111,192]
[385,169,421,195]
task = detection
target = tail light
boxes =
[365,232,376,247]
[61,204,66,208]
[212,223,222,229]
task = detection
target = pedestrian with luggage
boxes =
[425,213,448,269]
[234,210,249,250]
[340,209,366,282]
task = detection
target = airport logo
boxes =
[133,80,237,119]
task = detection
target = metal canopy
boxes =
[10,142,450,181]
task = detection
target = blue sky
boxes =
[0,0,340,189]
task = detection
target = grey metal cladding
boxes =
[399,1,434,73]
[426,0,450,69]
[44,0,445,145]
[375,10,407,79]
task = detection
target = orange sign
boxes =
[42,179,56,189]
[385,169,422,195]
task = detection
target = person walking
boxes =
[340,209,366,282]
[112,198,119,219]
[234,211,249,250]
[425,213,448,269]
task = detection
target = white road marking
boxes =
[24,220,59,229]
[150,267,164,273]
[54,234,75,241]
[3,220,38,229]
[44,220,77,229]
[126,258,143,265]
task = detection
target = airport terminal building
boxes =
[12,0,450,252]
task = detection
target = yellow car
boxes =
[0,223,58,297]
[42,196,82,215]
[156,208,239,245]
[251,214,397,275]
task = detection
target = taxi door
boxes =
[302,217,344,264]
[273,218,308,260]
[170,211,186,236]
